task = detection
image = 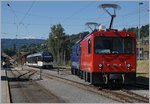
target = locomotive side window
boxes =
[37,56,42,61]
[80,45,82,56]
[88,39,92,54]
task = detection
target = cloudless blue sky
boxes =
[1,0,149,39]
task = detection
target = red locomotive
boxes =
[80,29,136,85]
[71,4,136,85]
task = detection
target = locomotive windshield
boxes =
[94,37,134,54]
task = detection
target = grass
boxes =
[136,60,149,84]
[137,60,149,73]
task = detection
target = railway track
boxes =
[9,70,31,103]
[14,66,149,103]
[30,68,149,103]
[54,66,149,89]
[135,82,149,89]
[121,89,149,102]
[8,69,65,103]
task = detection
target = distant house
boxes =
[12,52,32,65]
[20,52,32,65]
[136,39,149,60]
[1,52,14,67]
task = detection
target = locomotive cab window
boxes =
[124,38,134,54]
[94,36,135,54]
[88,39,92,54]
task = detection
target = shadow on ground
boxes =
[136,76,149,84]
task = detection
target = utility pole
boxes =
[138,2,143,60]
[40,67,42,79]
[64,50,66,65]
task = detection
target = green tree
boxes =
[13,43,16,52]
[48,24,66,65]
[20,45,29,52]
[124,24,149,38]
[3,48,15,57]
[140,24,149,37]
[122,28,127,32]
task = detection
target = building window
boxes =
[140,48,143,59]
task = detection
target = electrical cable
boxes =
[19,1,35,25]
[61,1,96,23]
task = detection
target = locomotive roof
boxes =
[27,51,52,58]
[82,30,136,41]
[71,39,81,48]
[75,39,81,44]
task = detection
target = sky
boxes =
[1,0,149,39]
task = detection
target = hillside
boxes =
[1,39,46,50]
[123,24,149,37]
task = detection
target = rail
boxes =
[33,67,149,103]
[136,82,149,89]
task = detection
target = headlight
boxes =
[127,64,131,68]
[99,64,103,68]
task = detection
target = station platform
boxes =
[1,68,11,103]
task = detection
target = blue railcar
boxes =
[71,40,80,75]
[26,51,53,69]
